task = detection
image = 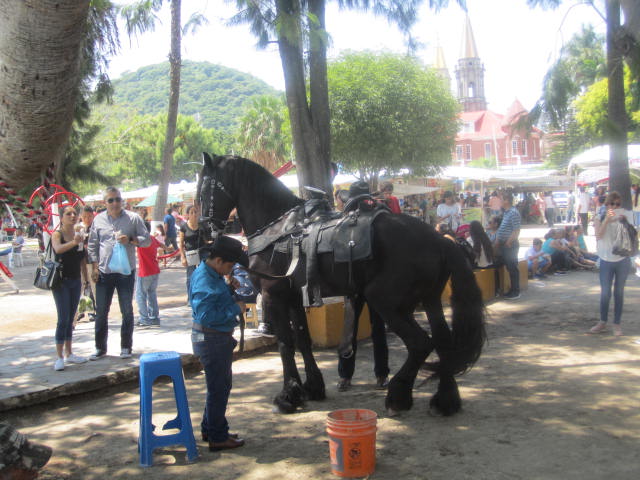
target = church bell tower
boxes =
[455,15,487,112]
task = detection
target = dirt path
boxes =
[6,269,640,479]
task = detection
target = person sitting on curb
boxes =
[526,238,551,279]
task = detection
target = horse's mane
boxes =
[221,155,303,220]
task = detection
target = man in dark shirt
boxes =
[163,207,178,251]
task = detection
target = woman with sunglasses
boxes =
[589,191,634,336]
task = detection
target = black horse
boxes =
[198,153,486,416]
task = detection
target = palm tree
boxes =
[0,1,92,190]
[236,95,292,172]
[528,0,640,208]
[122,0,208,222]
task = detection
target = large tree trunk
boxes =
[606,0,631,207]
[307,0,332,196]
[153,0,181,221]
[0,0,90,190]
[276,0,332,199]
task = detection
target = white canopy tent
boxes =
[83,180,198,203]
[567,144,640,173]
[436,166,573,223]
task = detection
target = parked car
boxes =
[552,192,569,208]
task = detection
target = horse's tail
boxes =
[431,241,487,376]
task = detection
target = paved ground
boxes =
[0,243,275,411]
[0,225,634,415]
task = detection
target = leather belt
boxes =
[191,322,233,336]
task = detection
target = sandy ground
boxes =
[5,263,640,480]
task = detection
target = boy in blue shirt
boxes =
[190,235,249,452]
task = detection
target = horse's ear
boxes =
[203,152,224,170]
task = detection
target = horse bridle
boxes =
[199,173,234,238]
[198,159,304,281]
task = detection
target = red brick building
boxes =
[442,15,544,168]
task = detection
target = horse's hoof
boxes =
[429,392,461,416]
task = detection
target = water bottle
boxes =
[76,225,85,251]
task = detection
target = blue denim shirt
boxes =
[190,261,241,332]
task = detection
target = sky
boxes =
[108,0,606,114]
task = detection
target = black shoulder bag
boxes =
[34,239,63,290]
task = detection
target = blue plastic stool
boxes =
[138,351,199,466]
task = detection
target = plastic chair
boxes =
[138,351,198,467]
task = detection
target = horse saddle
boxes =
[246,197,388,307]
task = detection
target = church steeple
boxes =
[455,14,487,112]
[433,43,450,88]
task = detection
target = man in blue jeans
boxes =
[87,187,150,359]
[190,235,249,452]
[494,192,521,300]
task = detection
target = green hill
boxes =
[108,60,282,133]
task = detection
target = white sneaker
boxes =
[65,353,88,364]
[120,348,132,359]
[54,357,64,371]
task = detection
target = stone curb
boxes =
[0,336,277,413]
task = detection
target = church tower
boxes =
[455,15,487,112]
[433,44,451,89]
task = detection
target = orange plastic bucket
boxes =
[326,409,377,477]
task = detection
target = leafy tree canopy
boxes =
[575,66,640,144]
[92,113,223,190]
[328,51,459,185]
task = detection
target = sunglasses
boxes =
[609,202,621,207]
[107,197,122,204]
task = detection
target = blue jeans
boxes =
[498,241,520,295]
[192,331,237,442]
[186,265,197,304]
[53,277,82,344]
[95,271,136,352]
[135,274,159,324]
[599,257,631,324]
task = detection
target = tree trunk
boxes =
[153,0,182,221]
[606,0,631,207]
[0,0,90,190]
[276,0,332,199]
[307,0,333,197]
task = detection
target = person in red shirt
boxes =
[381,181,402,214]
[136,234,163,326]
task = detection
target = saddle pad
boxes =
[329,210,386,263]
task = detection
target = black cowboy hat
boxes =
[202,235,249,268]
[348,181,370,197]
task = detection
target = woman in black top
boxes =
[51,205,88,371]
[179,204,204,303]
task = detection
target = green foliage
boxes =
[105,61,281,134]
[328,51,459,183]
[234,95,292,171]
[93,113,223,188]
[575,66,640,144]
